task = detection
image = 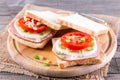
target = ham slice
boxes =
[9,21,54,43]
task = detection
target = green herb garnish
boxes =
[79,50,84,54]
[87,47,93,51]
[56,51,61,54]
[34,55,44,60]
[39,32,44,36]
[29,24,33,28]
[27,31,32,34]
[43,60,51,66]
[34,55,40,60]
[43,63,49,66]
[91,38,95,47]
[80,38,86,43]
[19,27,26,32]
[59,44,65,49]
[60,55,65,59]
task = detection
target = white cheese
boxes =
[54,37,98,60]
[14,19,51,40]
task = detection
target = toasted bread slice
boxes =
[57,13,109,36]
[52,38,106,69]
[25,10,62,30]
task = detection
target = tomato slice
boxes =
[61,32,92,50]
[18,17,46,33]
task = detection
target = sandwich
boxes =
[52,13,109,68]
[8,10,62,48]
[57,13,109,36]
[52,32,105,69]
[8,9,108,68]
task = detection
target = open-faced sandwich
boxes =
[8,10,62,48]
[52,13,109,68]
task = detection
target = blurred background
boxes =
[0,0,120,16]
[0,0,120,80]
[1,0,120,39]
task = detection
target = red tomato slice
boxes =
[61,32,92,50]
[18,17,46,33]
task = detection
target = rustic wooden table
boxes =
[0,0,120,80]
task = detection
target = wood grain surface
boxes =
[0,0,120,80]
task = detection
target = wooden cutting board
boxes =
[7,27,117,77]
[6,4,117,77]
